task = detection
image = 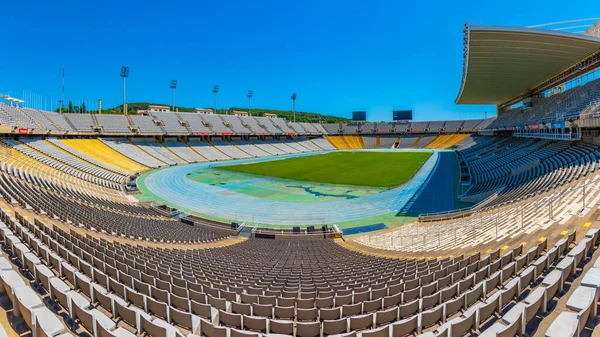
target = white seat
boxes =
[581,267,600,288]
[1,269,26,303]
[67,291,91,317]
[34,306,65,337]
[112,327,137,337]
[14,286,44,325]
[545,312,578,337]
[566,286,597,316]
[502,302,526,325]
[0,257,13,271]
[478,322,508,337]
[556,256,575,275]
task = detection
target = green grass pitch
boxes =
[217,151,432,187]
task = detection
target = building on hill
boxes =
[137,105,170,115]
[264,113,277,118]
[194,108,214,115]
[232,110,248,116]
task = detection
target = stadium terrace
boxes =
[2,20,600,337]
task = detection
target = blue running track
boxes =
[141,150,439,226]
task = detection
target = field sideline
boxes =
[217,151,432,187]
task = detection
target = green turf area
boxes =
[216,151,432,188]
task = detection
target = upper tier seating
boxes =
[129,115,164,134]
[177,113,213,133]
[489,78,600,129]
[63,114,95,132]
[95,114,132,134]
[150,112,189,134]
[219,115,252,134]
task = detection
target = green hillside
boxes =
[57,102,349,123]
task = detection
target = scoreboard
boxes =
[352,111,366,121]
[393,110,413,121]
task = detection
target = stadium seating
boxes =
[101,138,168,168]
[424,134,470,149]
[489,78,600,129]
[3,102,600,337]
[1,204,598,337]
[325,136,365,149]
[132,139,187,165]
[59,139,148,174]
[457,137,600,209]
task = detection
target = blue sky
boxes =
[1,0,598,121]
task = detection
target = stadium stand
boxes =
[132,139,187,165]
[379,135,399,149]
[249,139,286,155]
[187,140,231,161]
[63,114,95,132]
[410,122,429,133]
[295,138,322,151]
[59,139,148,173]
[281,138,311,152]
[230,140,271,157]
[442,120,464,133]
[211,140,252,159]
[220,115,252,134]
[252,117,281,134]
[163,140,207,163]
[201,115,233,134]
[20,138,126,184]
[427,121,445,132]
[95,115,132,134]
[310,137,336,150]
[269,118,295,134]
[129,115,164,135]
[265,139,299,153]
[101,138,167,168]
[178,113,214,134]
[397,135,420,149]
[424,134,471,149]
[2,201,599,337]
[362,136,377,149]
[489,78,600,130]
[150,112,189,134]
[243,117,270,134]
[325,136,365,150]
[456,137,600,209]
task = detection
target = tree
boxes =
[68,101,73,113]
[81,102,87,114]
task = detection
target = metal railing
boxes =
[361,175,600,252]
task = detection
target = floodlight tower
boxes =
[247,90,253,116]
[291,93,297,122]
[170,80,178,111]
[212,85,219,114]
[120,66,129,114]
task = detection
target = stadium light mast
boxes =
[212,85,219,114]
[291,93,297,122]
[170,80,178,111]
[120,66,129,114]
[247,90,253,116]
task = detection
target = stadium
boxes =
[2,13,600,337]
